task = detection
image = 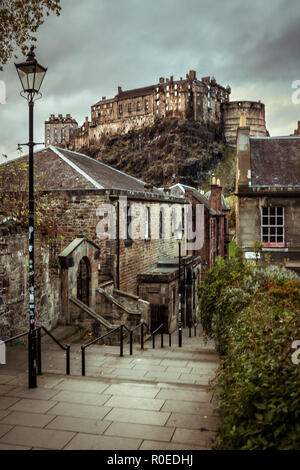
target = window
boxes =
[137,102,141,111]
[125,204,132,243]
[159,207,165,239]
[128,103,132,113]
[119,104,123,115]
[261,207,284,247]
[145,206,151,239]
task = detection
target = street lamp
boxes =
[15,46,47,389]
[177,229,183,347]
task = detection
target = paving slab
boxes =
[0,397,20,410]
[46,416,111,435]
[172,428,216,448]
[0,423,13,438]
[104,383,159,399]
[104,407,170,426]
[47,402,112,420]
[166,412,220,431]
[65,433,142,450]
[8,398,57,414]
[54,378,110,394]
[156,388,211,403]
[52,390,111,406]
[161,399,214,414]
[6,386,60,400]
[0,443,31,450]
[105,421,175,442]
[104,395,165,411]
[1,411,55,428]
[0,425,75,450]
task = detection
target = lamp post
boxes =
[15,46,47,388]
[177,229,183,347]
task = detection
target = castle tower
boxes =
[222,101,268,146]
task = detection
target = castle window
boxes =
[156,93,159,99]
[119,104,123,115]
[167,92,169,97]
[208,101,211,109]
[261,207,285,248]
[175,84,178,89]
[128,103,132,113]
[157,100,160,106]
[166,85,169,91]
[137,102,141,111]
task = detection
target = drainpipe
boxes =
[117,200,120,290]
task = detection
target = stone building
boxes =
[169,181,230,272]
[0,146,206,338]
[236,127,300,272]
[45,114,78,147]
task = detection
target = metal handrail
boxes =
[3,326,70,376]
[151,323,165,349]
[81,325,122,376]
[38,326,70,375]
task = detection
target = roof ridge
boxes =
[49,146,104,189]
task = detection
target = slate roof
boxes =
[0,147,169,196]
[250,136,300,187]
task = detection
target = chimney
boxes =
[189,70,196,80]
[210,178,222,212]
[118,86,122,94]
[236,126,251,191]
[170,76,173,82]
[102,96,106,100]
[159,77,164,83]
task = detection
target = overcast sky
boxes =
[1,0,300,162]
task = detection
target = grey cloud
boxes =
[1,0,300,161]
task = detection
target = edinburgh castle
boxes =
[45,70,268,149]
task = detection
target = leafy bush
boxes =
[198,253,300,449]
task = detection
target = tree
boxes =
[0,0,61,70]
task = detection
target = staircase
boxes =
[69,295,113,330]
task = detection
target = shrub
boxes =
[198,253,300,449]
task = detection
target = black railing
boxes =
[4,326,70,377]
[81,325,120,376]
[151,323,165,349]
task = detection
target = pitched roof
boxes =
[250,136,300,187]
[0,146,164,195]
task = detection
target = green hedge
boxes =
[198,252,300,449]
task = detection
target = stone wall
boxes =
[89,114,155,141]
[0,225,60,340]
[46,189,186,295]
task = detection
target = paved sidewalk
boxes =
[0,328,220,450]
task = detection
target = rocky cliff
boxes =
[79,118,236,195]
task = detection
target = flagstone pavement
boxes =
[0,327,220,450]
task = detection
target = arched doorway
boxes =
[77,257,91,306]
